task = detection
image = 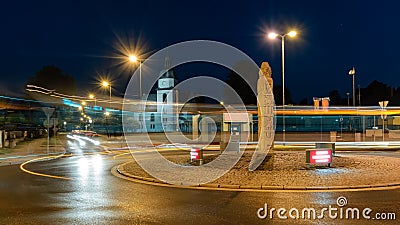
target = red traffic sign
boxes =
[306,149,332,164]
[190,148,202,161]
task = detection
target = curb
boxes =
[116,161,400,192]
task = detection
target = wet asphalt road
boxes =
[0,139,399,224]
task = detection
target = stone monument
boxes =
[256,62,275,170]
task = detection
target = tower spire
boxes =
[165,56,171,70]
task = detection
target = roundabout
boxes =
[114,150,400,192]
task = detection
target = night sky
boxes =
[1,0,400,102]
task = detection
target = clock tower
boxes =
[157,57,177,131]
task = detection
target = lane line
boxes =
[19,150,120,180]
[20,156,72,180]
[113,151,131,159]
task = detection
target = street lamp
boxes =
[268,30,297,142]
[268,30,297,107]
[102,80,112,109]
[349,67,356,107]
[129,54,143,100]
[346,92,350,107]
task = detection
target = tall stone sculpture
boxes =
[254,62,275,170]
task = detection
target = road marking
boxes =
[19,150,120,180]
[20,156,72,180]
[113,151,131,159]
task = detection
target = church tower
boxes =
[157,57,177,131]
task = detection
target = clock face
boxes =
[159,79,173,88]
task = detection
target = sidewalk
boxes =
[0,135,66,166]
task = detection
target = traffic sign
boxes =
[43,118,59,128]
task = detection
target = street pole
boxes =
[281,35,286,144]
[94,98,96,131]
[268,31,297,144]
[383,117,385,142]
[281,36,285,108]
[139,60,142,100]
[109,86,111,109]
[47,114,50,154]
[139,61,143,132]
[352,74,355,107]
[41,107,54,155]
[379,101,389,142]
[349,67,356,107]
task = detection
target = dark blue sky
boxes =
[1,0,400,102]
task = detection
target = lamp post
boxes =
[102,81,111,109]
[379,101,389,141]
[129,55,144,132]
[88,94,96,131]
[349,67,356,107]
[268,30,297,142]
[129,55,142,100]
[41,107,54,155]
[104,111,110,139]
[268,30,297,107]
[346,92,350,107]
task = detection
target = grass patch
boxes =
[0,148,13,155]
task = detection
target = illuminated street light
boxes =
[267,30,297,142]
[101,80,112,109]
[288,31,297,37]
[81,101,86,106]
[267,30,297,106]
[102,81,109,87]
[268,32,278,39]
[349,67,356,107]
[129,55,137,63]
[128,54,143,100]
